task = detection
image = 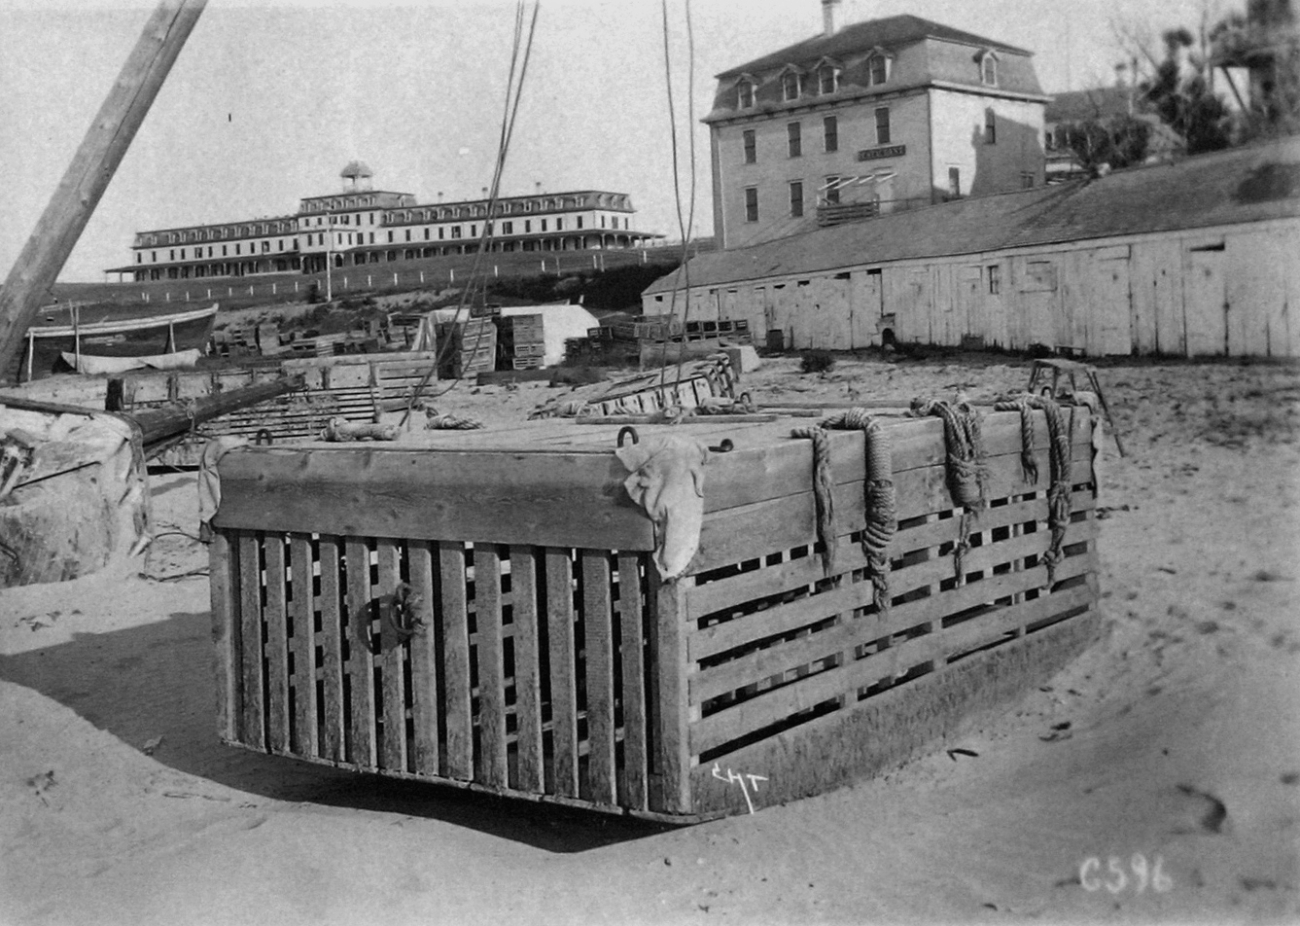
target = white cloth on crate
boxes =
[615,434,710,580]
[197,436,248,538]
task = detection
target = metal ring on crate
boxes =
[617,425,639,448]
[710,438,734,453]
[254,428,273,445]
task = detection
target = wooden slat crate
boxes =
[209,406,1101,821]
[120,353,440,466]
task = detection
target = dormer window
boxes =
[780,68,802,102]
[736,76,756,109]
[980,50,998,86]
[867,48,892,87]
[818,65,839,94]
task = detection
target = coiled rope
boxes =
[790,424,837,575]
[992,393,1074,584]
[425,410,485,430]
[823,409,896,615]
[910,398,988,581]
[792,408,896,614]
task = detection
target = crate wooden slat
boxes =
[210,406,1102,822]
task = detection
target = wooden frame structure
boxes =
[208,407,1100,821]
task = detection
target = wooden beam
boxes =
[0,0,207,380]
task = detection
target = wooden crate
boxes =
[208,407,1101,821]
[119,353,440,466]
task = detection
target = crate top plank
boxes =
[211,408,1095,553]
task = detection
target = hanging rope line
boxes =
[400,0,541,426]
[822,409,896,616]
[657,0,699,403]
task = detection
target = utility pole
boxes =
[0,0,207,379]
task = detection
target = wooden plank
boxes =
[318,536,346,761]
[212,446,654,552]
[693,454,1093,574]
[617,553,649,810]
[545,549,580,799]
[262,535,290,754]
[289,534,318,757]
[407,541,440,776]
[690,517,1096,663]
[237,531,264,749]
[686,488,1095,620]
[581,551,618,805]
[510,546,545,792]
[344,537,376,769]
[649,572,693,815]
[690,582,1096,755]
[439,541,474,780]
[376,539,408,773]
[209,530,241,743]
[474,544,508,788]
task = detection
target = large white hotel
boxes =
[108,161,663,283]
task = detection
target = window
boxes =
[744,186,759,222]
[503,221,513,234]
[556,218,564,230]
[542,219,548,231]
[818,64,839,94]
[471,225,477,237]
[988,265,1001,295]
[387,231,393,243]
[789,181,804,218]
[577,216,584,229]
[405,230,411,242]
[823,116,838,152]
[825,176,841,205]
[868,53,889,86]
[781,70,801,101]
[525,219,531,233]
[1021,171,1036,189]
[787,122,802,158]
[451,226,462,239]
[948,167,962,199]
[875,107,891,145]
[985,109,997,144]
[737,79,755,109]
[981,53,998,86]
[742,129,757,164]
[368,232,374,244]
[221,245,227,257]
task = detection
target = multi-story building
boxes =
[704,2,1050,249]
[109,162,660,282]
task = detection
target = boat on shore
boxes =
[15,302,218,382]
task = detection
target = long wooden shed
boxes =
[643,137,1300,358]
[207,406,1101,821]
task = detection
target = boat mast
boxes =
[0,0,207,382]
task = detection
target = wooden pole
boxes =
[0,0,207,380]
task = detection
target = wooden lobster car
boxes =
[207,406,1101,822]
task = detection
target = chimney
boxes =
[822,0,841,36]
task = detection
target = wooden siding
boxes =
[647,218,1300,357]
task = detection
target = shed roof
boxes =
[643,136,1300,295]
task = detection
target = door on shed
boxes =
[823,274,853,348]
[1089,248,1133,356]
[908,267,935,344]
[850,269,884,347]
[956,265,983,345]
[1184,243,1228,356]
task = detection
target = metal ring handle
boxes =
[254,428,274,445]
[617,425,639,448]
[710,438,734,453]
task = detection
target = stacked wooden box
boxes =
[499,314,545,370]
[437,317,497,378]
[207,406,1102,822]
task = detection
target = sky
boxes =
[0,0,1243,283]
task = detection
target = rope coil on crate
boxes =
[991,393,1074,584]
[424,410,485,430]
[821,408,897,616]
[910,398,988,581]
[790,424,837,575]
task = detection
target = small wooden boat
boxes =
[18,302,218,381]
